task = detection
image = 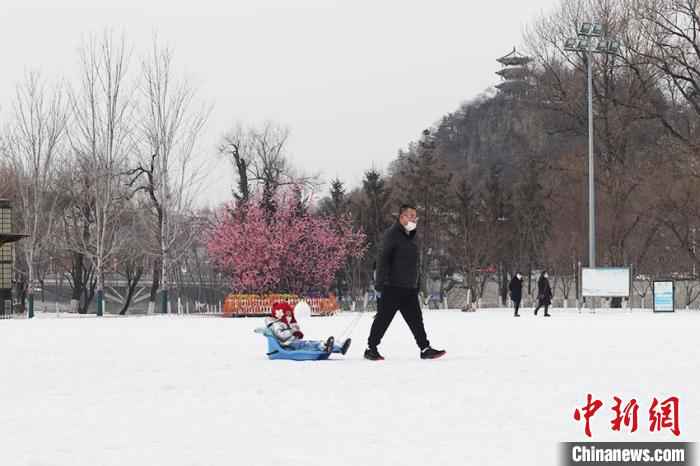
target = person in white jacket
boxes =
[265,302,351,354]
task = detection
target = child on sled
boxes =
[265,302,351,355]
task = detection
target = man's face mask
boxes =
[402,210,418,231]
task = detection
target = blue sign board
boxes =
[653,280,674,312]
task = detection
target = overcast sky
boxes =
[0,0,559,207]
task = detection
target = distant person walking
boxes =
[533,271,552,317]
[365,204,446,361]
[509,272,523,317]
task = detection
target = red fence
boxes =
[222,293,339,317]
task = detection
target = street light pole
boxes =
[565,22,619,270]
[587,50,595,269]
[565,22,619,311]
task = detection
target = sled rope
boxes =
[337,310,366,339]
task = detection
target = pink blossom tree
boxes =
[207,196,366,294]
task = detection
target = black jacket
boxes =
[375,221,419,291]
[509,276,522,301]
[537,276,553,305]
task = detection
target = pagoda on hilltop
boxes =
[496,47,533,96]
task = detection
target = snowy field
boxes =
[1,308,698,466]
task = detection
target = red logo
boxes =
[573,395,681,438]
[649,397,680,436]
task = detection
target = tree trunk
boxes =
[148,261,161,315]
[71,252,85,313]
[120,266,144,315]
[80,276,97,314]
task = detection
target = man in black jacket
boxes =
[365,204,446,360]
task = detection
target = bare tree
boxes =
[621,0,700,272]
[524,0,668,287]
[2,71,68,317]
[53,157,98,313]
[628,0,700,148]
[67,31,135,315]
[128,41,209,314]
[218,123,252,202]
[219,121,320,214]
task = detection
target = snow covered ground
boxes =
[1,308,697,466]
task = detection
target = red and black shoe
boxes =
[420,346,446,360]
[364,346,384,361]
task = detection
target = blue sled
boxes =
[255,328,331,361]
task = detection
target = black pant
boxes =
[368,286,430,350]
[513,299,521,315]
[533,300,550,315]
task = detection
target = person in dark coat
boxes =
[509,272,523,317]
[365,204,446,360]
[533,271,552,317]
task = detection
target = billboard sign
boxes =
[653,280,675,312]
[582,268,630,297]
